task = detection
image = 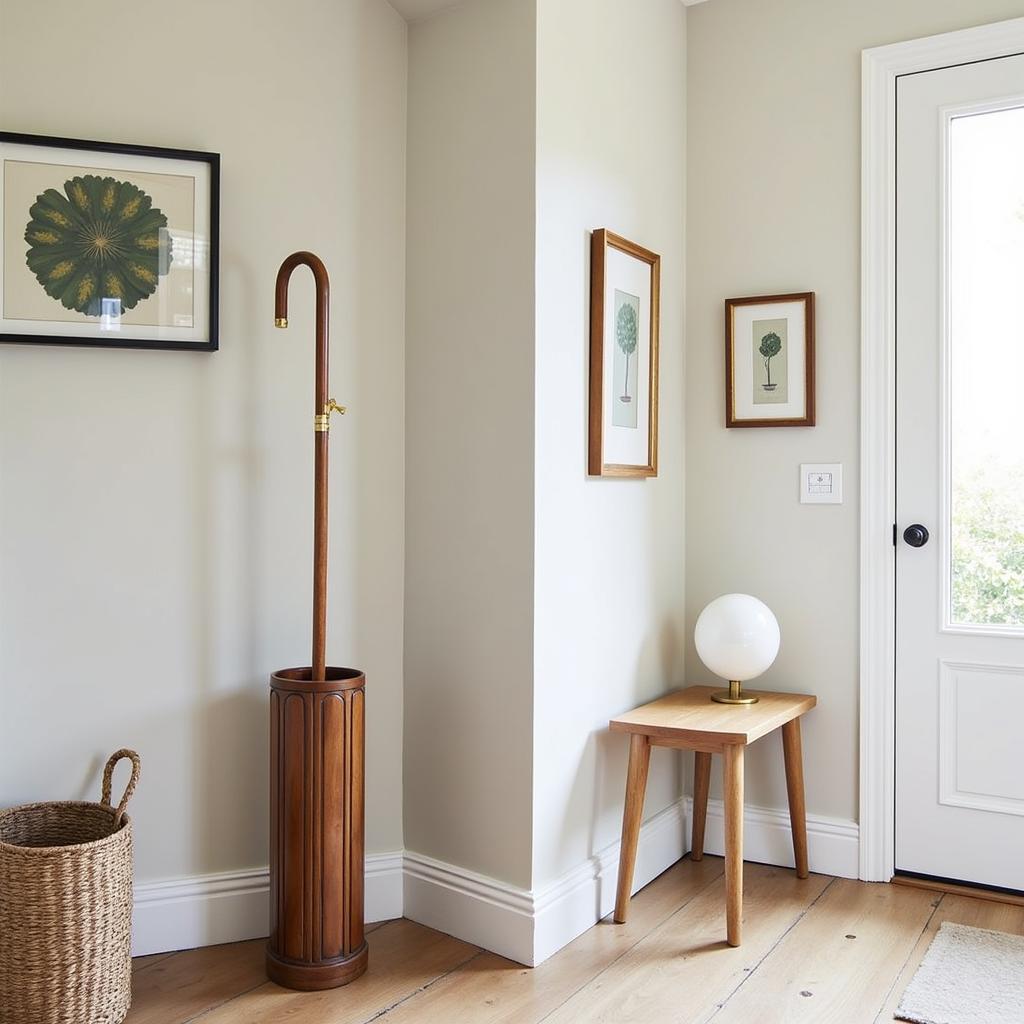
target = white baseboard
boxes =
[403,798,689,967]
[131,801,859,961]
[532,797,688,965]
[131,851,404,957]
[403,851,536,965]
[366,851,407,921]
[686,797,860,880]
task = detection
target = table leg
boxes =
[690,751,711,861]
[723,743,744,947]
[782,717,809,879]
[614,733,651,923]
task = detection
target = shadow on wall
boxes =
[192,256,268,880]
[555,617,685,882]
[70,754,108,803]
[196,693,266,878]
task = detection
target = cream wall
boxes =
[533,0,687,888]
[0,0,407,883]
[9,0,1008,938]
[685,0,1024,822]
[403,0,537,889]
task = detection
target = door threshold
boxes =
[892,872,1024,907]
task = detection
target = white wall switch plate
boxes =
[800,463,843,504]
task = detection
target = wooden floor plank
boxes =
[192,919,478,1023]
[539,864,832,1024]
[120,865,1024,1024]
[709,877,937,1024]
[362,855,725,1024]
[126,939,266,1024]
[874,893,1024,1022]
[132,951,176,974]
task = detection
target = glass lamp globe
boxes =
[694,594,780,705]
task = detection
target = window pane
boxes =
[949,106,1024,628]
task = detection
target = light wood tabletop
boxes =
[610,686,816,748]
[610,685,817,947]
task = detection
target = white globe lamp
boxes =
[694,594,780,705]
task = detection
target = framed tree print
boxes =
[725,292,814,427]
[589,229,660,477]
[0,131,219,351]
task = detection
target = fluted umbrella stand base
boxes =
[267,666,367,991]
[266,942,368,991]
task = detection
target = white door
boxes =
[896,54,1024,891]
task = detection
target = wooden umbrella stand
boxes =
[266,252,367,991]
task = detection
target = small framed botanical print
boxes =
[0,131,219,351]
[726,292,815,427]
[589,228,660,476]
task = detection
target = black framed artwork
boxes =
[0,131,219,351]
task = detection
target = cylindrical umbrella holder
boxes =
[267,667,367,990]
[269,252,367,990]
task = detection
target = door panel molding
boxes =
[861,16,1024,882]
[938,659,1024,817]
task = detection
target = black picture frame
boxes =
[0,131,220,352]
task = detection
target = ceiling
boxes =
[389,0,707,23]
[388,0,458,20]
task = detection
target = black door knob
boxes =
[903,524,930,548]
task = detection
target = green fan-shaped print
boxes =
[23,174,172,316]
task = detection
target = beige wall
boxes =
[7,0,1013,913]
[0,0,407,882]
[685,0,1024,822]
[533,0,687,888]
[404,0,537,888]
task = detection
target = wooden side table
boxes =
[610,685,816,947]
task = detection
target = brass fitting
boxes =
[314,398,347,432]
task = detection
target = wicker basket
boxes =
[0,749,141,1024]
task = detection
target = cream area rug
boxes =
[896,921,1024,1024]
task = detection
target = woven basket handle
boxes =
[101,749,141,827]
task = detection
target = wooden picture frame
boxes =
[726,292,815,427]
[0,131,219,352]
[588,229,660,477]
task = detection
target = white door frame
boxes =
[860,17,1024,882]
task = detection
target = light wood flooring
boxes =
[127,855,1024,1024]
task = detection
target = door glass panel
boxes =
[949,106,1024,629]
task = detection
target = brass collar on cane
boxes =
[314,399,346,432]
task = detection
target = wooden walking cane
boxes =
[266,252,368,991]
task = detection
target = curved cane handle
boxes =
[101,749,141,827]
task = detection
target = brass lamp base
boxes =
[710,680,759,705]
